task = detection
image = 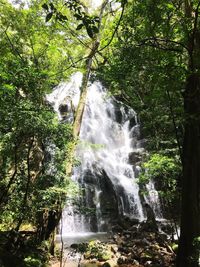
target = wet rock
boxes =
[118,246,130,254]
[160,223,174,236]
[144,203,158,232]
[113,235,124,246]
[129,116,137,130]
[70,243,88,253]
[139,220,158,233]
[117,255,128,264]
[118,216,139,230]
[112,225,123,233]
[112,224,175,266]
[90,258,98,263]
[70,243,79,249]
[133,259,140,266]
[144,261,153,266]
[128,152,142,165]
[111,245,118,254]
[59,104,68,114]
[133,238,151,247]
[102,259,118,267]
[102,262,111,267]
[128,225,138,232]
[114,106,123,124]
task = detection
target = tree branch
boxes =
[138,37,188,53]
[98,1,126,52]
[4,29,24,61]
[49,55,89,77]
[166,89,183,164]
[57,20,90,49]
[16,137,34,231]
[29,37,39,67]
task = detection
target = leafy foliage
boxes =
[98,0,185,155]
[0,0,75,234]
[84,240,111,261]
[42,0,99,39]
[139,154,181,204]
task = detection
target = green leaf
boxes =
[74,13,82,20]
[46,12,53,22]
[2,84,15,92]
[58,13,68,21]
[49,3,55,11]
[94,16,100,22]
[42,3,49,11]
[166,3,174,10]
[86,26,94,39]
[76,23,84,30]
[92,26,99,34]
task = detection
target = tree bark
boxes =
[72,0,109,138]
[66,0,109,175]
[73,41,100,138]
[176,2,200,263]
[177,73,200,267]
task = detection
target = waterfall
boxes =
[47,73,162,233]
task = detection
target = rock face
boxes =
[81,169,119,232]
[98,171,119,227]
[58,101,75,122]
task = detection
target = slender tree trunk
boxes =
[65,41,100,175]
[73,41,100,138]
[66,0,109,175]
[73,0,109,138]
[16,138,34,231]
[177,73,200,267]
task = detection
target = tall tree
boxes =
[44,0,126,174]
[177,1,200,266]
[71,0,109,138]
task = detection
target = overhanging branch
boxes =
[4,29,24,61]
[138,37,188,53]
[98,1,126,52]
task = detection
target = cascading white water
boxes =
[78,82,144,219]
[46,72,82,121]
[47,72,162,234]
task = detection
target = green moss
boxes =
[85,241,111,261]
[24,256,42,267]
[171,243,178,252]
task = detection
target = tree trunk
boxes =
[176,73,200,267]
[73,41,100,138]
[73,0,109,138]
[66,0,109,175]
[176,2,200,265]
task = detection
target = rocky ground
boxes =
[52,220,177,267]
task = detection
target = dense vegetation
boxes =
[0,0,200,267]
[0,1,76,265]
